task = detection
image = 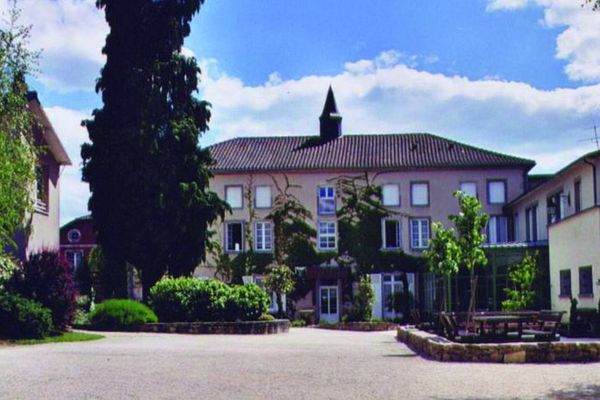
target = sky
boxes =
[1,0,599,224]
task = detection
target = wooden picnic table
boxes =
[472,315,534,338]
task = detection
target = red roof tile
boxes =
[208,133,535,173]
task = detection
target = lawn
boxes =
[2,331,105,346]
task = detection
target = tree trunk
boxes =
[141,267,162,303]
[467,269,478,329]
[276,293,284,318]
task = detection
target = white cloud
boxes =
[487,0,600,82]
[199,50,600,175]
[0,0,108,92]
[44,106,91,224]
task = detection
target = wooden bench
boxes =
[522,310,564,342]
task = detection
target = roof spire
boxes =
[319,86,342,142]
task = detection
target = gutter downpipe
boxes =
[584,158,598,206]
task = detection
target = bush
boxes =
[224,283,270,322]
[0,292,53,339]
[148,276,201,322]
[347,276,374,322]
[148,277,270,322]
[0,253,18,288]
[11,251,76,331]
[258,313,275,321]
[88,299,157,331]
[291,319,306,327]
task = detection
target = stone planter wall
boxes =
[140,319,290,335]
[319,322,397,332]
[397,326,600,363]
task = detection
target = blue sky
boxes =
[2,0,599,224]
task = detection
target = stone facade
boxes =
[397,326,600,363]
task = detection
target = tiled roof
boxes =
[208,133,535,173]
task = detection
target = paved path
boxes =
[1,328,599,400]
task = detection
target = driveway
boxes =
[0,328,599,400]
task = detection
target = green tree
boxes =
[267,175,316,264]
[264,263,295,317]
[349,275,375,322]
[82,0,227,299]
[424,222,461,311]
[450,191,489,321]
[502,252,538,311]
[0,3,38,252]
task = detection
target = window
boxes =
[579,266,593,296]
[318,221,336,250]
[459,182,477,198]
[67,229,81,243]
[225,186,243,209]
[547,191,565,224]
[225,222,244,252]
[382,184,400,207]
[318,186,336,215]
[65,250,83,270]
[411,182,429,206]
[487,216,508,244]
[559,270,572,297]
[487,180,506,204]
[255,222,273,252]
[574,179,582,213]
[255,186,272,209]
[35,164,49,211]
[383,219,402,250]
[410,218,430,249]
[525,205,538,242]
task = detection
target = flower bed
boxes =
[397,326,600,363]
[141,319,290,335]
[318,321,398,332]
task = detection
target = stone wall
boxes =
[319,322,397,332]
[141,320,290,335]
[397,326,600,363]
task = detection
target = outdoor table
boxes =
[472,315,533,339]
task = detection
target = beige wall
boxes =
[548,206,600,317]
[26,151,61,256]
[509,160,599,243]
[201,167,526,270]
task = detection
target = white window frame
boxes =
[487,180,506,205]
[254,221,273,252]
[382,218,402,250]
[410,182,429,207]
[410,218,430,250]
[487,215,508,244]
[255,186,272,209]
[65,250,84,270]
[225,186,243,209]
[225,221,244,252]
[318,186,336,215]
[317,221,337,251]
[459,181,478,198]
[382,184,401,207]
[67,229,82,243]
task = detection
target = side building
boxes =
[204,88,535,322]
[10,92,71,261]
[506,151,600,318]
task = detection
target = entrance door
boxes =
[319,286,339,323]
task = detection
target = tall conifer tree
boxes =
[82,0,226,299]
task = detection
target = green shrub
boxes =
[0,253,18,288]
[258,313,275,321]
[148,276,202,322]
[225,284,270,322]
[347,276,374,322]
[291,319,306,327]
[187,279,230,321]
[88,299,157,331]
[0,292,53,339]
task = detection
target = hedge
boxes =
[0,292,53,339]
[89,299,158,331]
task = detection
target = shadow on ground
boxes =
[543,384,600,400]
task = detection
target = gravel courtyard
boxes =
[1,328,599,400]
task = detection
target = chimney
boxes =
[319,86,342,142]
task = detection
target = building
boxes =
[59,215,96,271]
[506,151,600,317]
[204,87,536,322]
[11,92,71,261]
